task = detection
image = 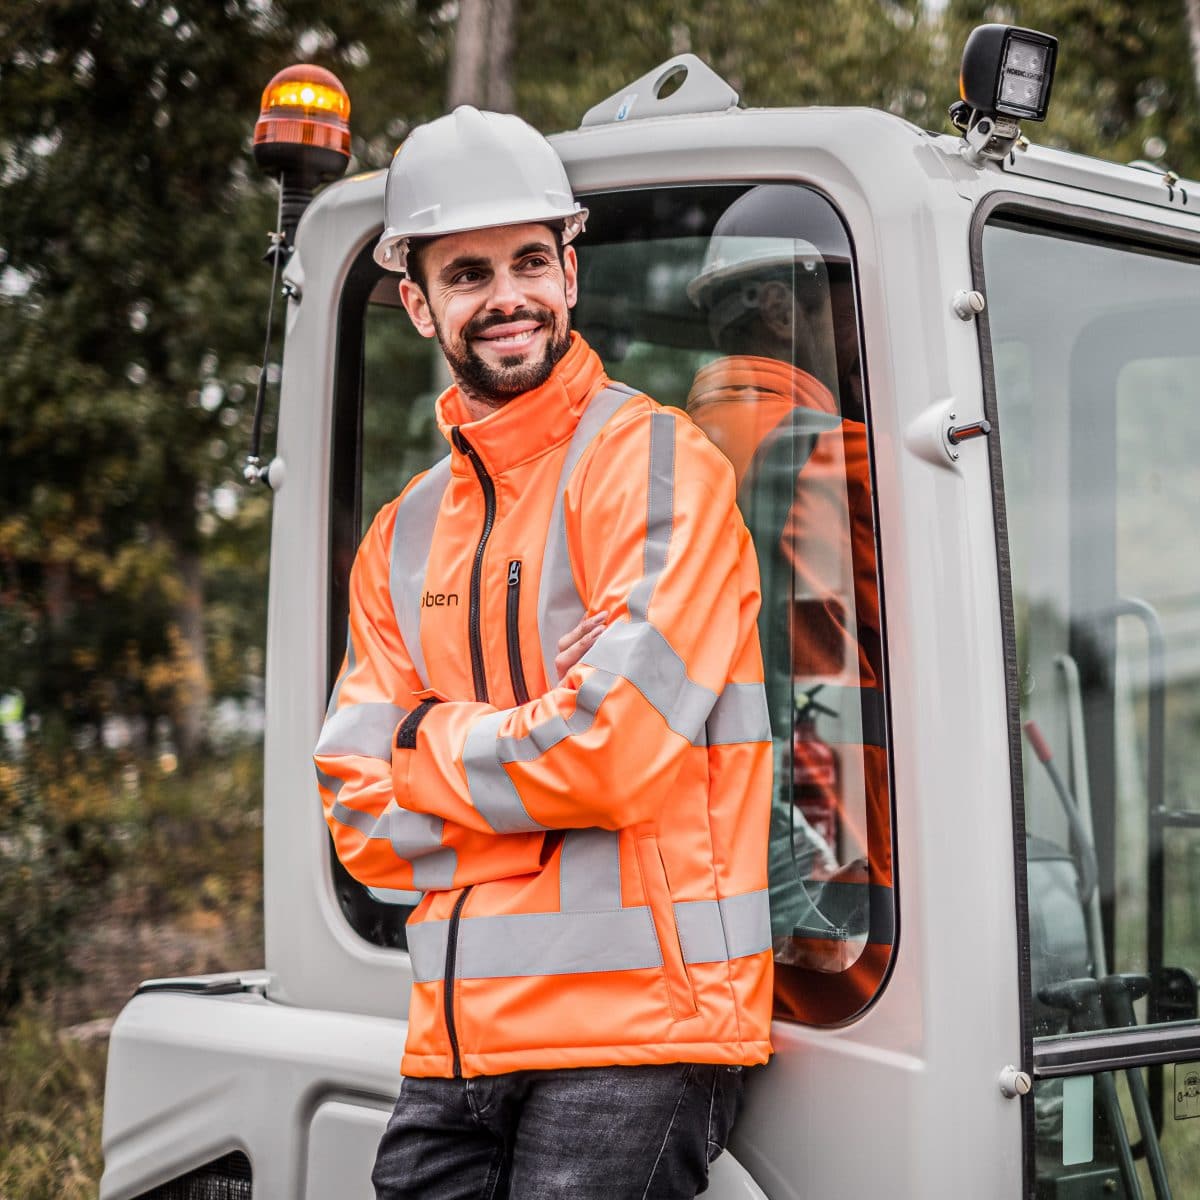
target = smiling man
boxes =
[400,224,575,413]
[315,107,773,1200]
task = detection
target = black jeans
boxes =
[371,1062,744,1199]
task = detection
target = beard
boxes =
[437,305,572,409]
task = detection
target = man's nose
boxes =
[485,267,524,313]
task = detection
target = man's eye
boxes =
[520,256,550,270]
[453,270,485,285]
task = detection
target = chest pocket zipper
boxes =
[506,560,530,706]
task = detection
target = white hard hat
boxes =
[686,235,823,310]
[374,106,588,274]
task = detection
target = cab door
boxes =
[977,196,1200,1197]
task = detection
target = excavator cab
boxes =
[99,42,1200,1200]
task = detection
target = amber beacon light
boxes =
[244,64,352,489]
[253,64,352,251]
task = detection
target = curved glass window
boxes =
[328,182,894,1024]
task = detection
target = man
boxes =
[684,186,889,1005]
[314,106,773,1199]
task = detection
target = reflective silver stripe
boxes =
[462,672,618,831]
[582,620,717,743]
[675,890,772,963]
[325,632,356,720]
[462,710,547,833]
[411,850,459,891]
[495,671,617,763]
[315,765,344,798]
[537,384,638,685]
[315,701,408,761]
[389,456,452,689]
[327,797,457,889]
[627,411,675,622]
[407,907,660,983]
[368,886,423,906]
[405,890,771,983]
[560,828,622,911]
[405,921,447,982]
[704,682,771,746]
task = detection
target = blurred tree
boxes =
[1189,0,1200,100]
[0,0,448,760]
[516,0,942,131]
[942,0,1200,172]
[2,0,1188,768]
[448,0,516,112]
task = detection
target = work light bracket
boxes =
[953,23,1057,165]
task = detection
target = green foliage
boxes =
[0,1,449,752]
[117,744,264,922]
[0,1008,107,1200]
[516,0,942,131]
[0,739,263,1025]
[0,748,118,1021]
[5,0,1189,762]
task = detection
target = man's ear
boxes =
[563,244,579,310]
[399,278,437,339]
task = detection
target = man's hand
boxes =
[554,611,608,682]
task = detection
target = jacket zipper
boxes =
[451,427,494,704]
[445,425,492,1078]
[506,560,530,705]
[443,884,472,1078]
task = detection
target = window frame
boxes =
[323,180,899,1026]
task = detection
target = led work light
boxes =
[951,24,1058,165]
[960,24,1057,122]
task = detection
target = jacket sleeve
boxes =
[314,487,548,892]
[394,407,769,834]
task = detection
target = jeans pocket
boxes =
[635,835,698,1021]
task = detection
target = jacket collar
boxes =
[686,356,839,489]
[686,355,838,416]
[436,333,608,477]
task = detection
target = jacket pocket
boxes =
[635,835,698,1021]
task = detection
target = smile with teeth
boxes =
[476,323,543,351]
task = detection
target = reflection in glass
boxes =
[577,183,891,1023]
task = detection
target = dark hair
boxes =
[402,224,566,295]
[403,238,431,293]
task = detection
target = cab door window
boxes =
[329,182,894,1024]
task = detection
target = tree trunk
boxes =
[172,548,210,765]
[1187,0,1200,106]
[448,0,518,113]
[485,0,517,113]
[448,0,491,109]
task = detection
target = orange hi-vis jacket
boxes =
[315,334,774,1078]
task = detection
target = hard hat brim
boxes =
[375,206,588,274]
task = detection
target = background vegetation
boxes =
[0,0,1197,1194]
